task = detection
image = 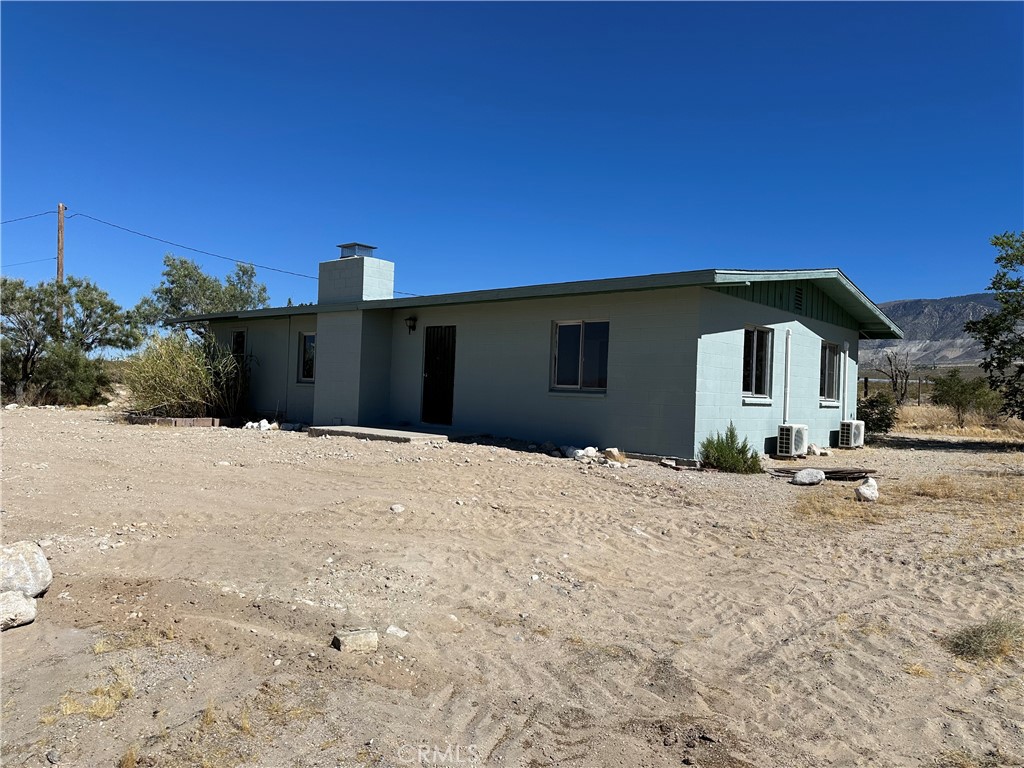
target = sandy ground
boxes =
[1,407,1022,768]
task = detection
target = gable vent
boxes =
[793,285,805,314]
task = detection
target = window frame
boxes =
[742,326,773,398]
[230,329,247,361]
[297,331,316,383]
[551,319,610,392]
[819,341,841,401]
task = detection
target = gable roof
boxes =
[174,267,903,339]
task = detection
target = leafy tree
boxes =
[136,254,269,338]
[930,368,1003,428]
[1,276,141,402]
[965,231,1024,419]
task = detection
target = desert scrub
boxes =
[858,391,898,434]
[944,616,1023,661]
[699,422,763,474]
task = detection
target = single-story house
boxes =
[180,243,903,458]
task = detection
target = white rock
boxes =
[385,625,409,639]
[807,443,822,456]
[389,504,406,514]
[1,541,53,597]
[258,419,271,431]
[4,403,19,410]
[791,469,826,486]
[582,446,599,458]
[606,461,623,469]
[0,591,36,630]
[603,447,627,463]
[855,477,879,502]
[331,628,379,653]
[243,421,257,430]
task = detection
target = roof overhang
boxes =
[170,267,903,339]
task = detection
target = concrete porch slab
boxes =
[307,425,449,444]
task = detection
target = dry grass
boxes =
[944,616,1024,662]
[57,666,135,721]
[794,486,885,525]
[898,405,1024,439]
[903,662,933,678]
[118,744,139,768]
[935,748,1004,768]
[885,475,1024,506]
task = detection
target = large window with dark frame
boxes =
[742,326,773,397]
[819,341,840,400]
[230,329,247,362]
[298,332,316,382]
[552,321,609,391]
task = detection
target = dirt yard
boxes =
[2,407,1022,768]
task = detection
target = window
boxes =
[552,321,609,390]
[231,330,246,361]
[820,341,840,400]
[742,327,773,396]
[298,332,316,382]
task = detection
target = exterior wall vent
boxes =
[793,285,804,314]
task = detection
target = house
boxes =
[182,243,903,458]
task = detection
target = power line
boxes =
[66,210,319,280]
[1,210,56,225]
[2,257,57,268]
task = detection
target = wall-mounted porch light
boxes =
[404,316,417,334]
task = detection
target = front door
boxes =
[422,325,456,425]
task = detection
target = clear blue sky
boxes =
[2,2,1022,310]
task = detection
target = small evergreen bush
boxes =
[858,391,899,434]
[931,368,1003,428]
[698,422,763,474]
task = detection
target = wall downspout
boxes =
[783,329,792,425]
[841,341,850,419]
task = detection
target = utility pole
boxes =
[56,202,66,325]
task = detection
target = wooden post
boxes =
[56,202,66,325]
[917,376,922,406]
[863,376,869,397]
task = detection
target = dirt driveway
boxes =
[2,407,1022,767]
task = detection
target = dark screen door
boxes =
[422,325,456,425]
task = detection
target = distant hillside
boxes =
[861,293,998,368]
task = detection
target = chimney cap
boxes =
[336,242,378,259]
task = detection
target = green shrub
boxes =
[123,333,249,419]
[858,391,899,434]
[26,342,108,405]
[930,368,1004,428]
[944,616,1023,661]
[699,422,763,474]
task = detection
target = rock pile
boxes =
[1,540,53,631]
[557,445,629,468]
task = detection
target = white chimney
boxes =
[318,242,395,303]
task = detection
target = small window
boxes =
[742,327,773,396]
[820,341,840,400]
[298,332,316,382]
[552,321,609,391]
[231,330,246,360]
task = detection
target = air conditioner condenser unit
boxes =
[777,424,809,457]
[839,419,865,448]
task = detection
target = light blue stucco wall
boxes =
[312,310,363,426]
[695,290,860,455]
[387,287,701,456]
[212,316,317,422]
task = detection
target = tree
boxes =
[135,254,269,338]
[1,276,142,401]
[965,231,1024,419]
[930,368,1002,428]
[881,349,912,404]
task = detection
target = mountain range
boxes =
[860,293,998,368]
